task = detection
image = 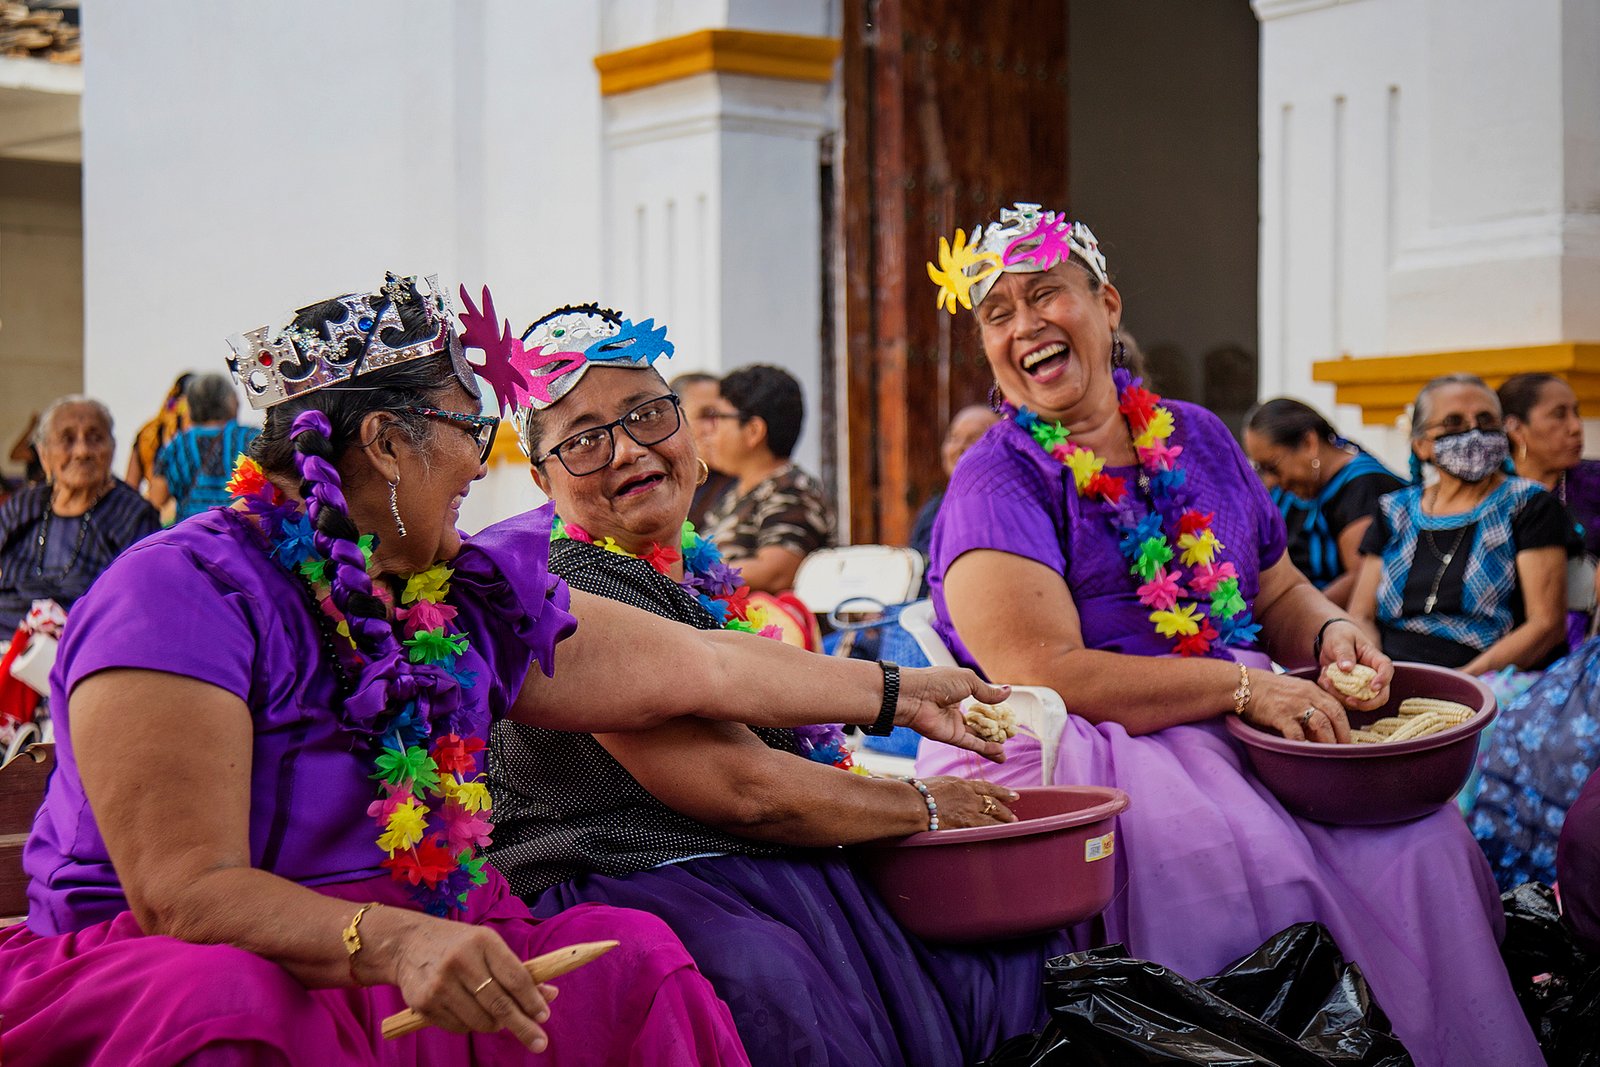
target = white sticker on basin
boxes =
[1085,832,1115,862]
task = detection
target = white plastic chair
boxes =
[792,545,925,624]
[898,600,1068,785]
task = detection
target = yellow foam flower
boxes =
[927,229,1004,314]
[1149,603,1202,638]
[377,798,429,854]
[1132,406,1176,450]
[1063,448,1105,492]
[402,564,454,605]
[443,777,492,814]
[1177,528,1224,567]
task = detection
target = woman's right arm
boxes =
[511,588,1010,757]
[943,549,1349,741]
[596,719,1018,844]
[72,669,556,1050]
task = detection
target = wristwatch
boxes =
[863,660,900,736]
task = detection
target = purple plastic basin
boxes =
[853,785,1129,943]
[1224,661,1497,826]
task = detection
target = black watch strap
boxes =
[1312,618,1356,661]
[864,660,900,736]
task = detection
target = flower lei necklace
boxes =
[1006,368,1261,656]
[552,515,863,772]
[227,455,493,915]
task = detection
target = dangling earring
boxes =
[1518,440,1528,461]
[987,382,1004,412]
[695,458,710,487]
[388,479,408,538]
[1111,334,1128,368]
[1311,455,1321,474]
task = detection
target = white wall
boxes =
[1255,0,1600,469]
[85,0,834,528]
[83,0,604,529]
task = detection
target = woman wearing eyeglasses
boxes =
[487,302,1061,1067]
[1349,374,1570,673]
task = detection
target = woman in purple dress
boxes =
[0,275,1007,1066]
[915,205,1542,1066]
[477,300,1051,1066]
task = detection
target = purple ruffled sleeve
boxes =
[451,503,578,719]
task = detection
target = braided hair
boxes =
[250,288,459,657]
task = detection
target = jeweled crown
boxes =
[227,273,464,409]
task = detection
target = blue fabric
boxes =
[1273,451,1391,587]
[1470,638,1600,889]
[1375,477,1546,652]
[155,423,260,521]
[532,851,1063,1066]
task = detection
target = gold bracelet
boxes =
[1231,662,1252,716]
[342,901,384,981]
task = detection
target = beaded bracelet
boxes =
[902,776,940,831]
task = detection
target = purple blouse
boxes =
[929,400,1288,670]
[24,507,575,936]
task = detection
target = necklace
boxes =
[31,482,113,579]
[1418,488,1471,615]
[228,455,492,916]
[1004,368,1260,656]
[552,515,861,771]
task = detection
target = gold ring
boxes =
[472,976,496,995]
[1300,708,1317,726]
[982,796,997,815]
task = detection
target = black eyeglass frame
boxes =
[536,393,684,477]
[404,405,501,463]
[1421,413,1503,438]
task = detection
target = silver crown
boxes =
[226,273,461,410]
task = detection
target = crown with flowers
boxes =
[927,203,1108,314]
[226,273,469,410]
[455,286,674,454]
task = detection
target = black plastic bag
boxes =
[1499,882,1600,1067]
[980,923,1411,1066]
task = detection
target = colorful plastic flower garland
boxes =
[1006,369,1261,657]
[228,455,492,915]
[552,515,861,771]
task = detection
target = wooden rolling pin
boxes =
[381,939,619,1040]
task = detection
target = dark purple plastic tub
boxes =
[853,785,1129,943]
[1224,661,1497,826]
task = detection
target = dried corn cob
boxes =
[1325,663,1380,701]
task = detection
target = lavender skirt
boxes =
[532,852,1065,1066]
[918,718,1545,1067]
[0,868,748,1066]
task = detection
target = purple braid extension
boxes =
[289,410,397,652]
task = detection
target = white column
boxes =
[596,1,836,476]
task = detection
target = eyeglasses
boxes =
[538,393,683,477]
[693,410,744,425]
[404,406,500,463]
[1425,413,1502,437]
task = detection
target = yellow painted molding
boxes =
[594,29,840,96]
[487,423,529,468]
[1312,343,1600,425]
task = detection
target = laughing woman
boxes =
[465,298,1063,1067]
[914,204,1542,1066]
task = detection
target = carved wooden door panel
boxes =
[842,0,1070,543]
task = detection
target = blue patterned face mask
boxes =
[1432,429,1509,483]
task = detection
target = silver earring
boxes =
[388,479,407,538]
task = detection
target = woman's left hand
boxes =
[1316,620,1393,711]
[895,666,1011,762]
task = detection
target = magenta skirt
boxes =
[0,868,749,1066]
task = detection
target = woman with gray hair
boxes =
[149,372,260,522]
[0,395,158,630]
[1349,373,1570,672]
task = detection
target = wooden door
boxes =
[841,0,1070,543]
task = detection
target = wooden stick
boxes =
[381,939,620,1040]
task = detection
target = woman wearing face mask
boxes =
[1349,374,1569,673]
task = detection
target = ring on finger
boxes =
[472,976,496,995]
[1300,707,1317,726]
[982,795,997,815]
